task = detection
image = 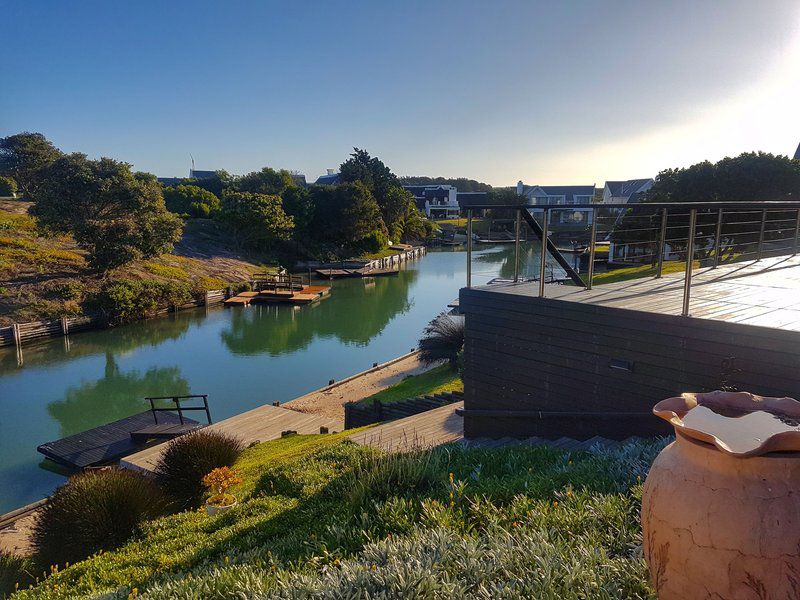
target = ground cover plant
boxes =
[13,431,664,599]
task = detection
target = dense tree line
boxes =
[399,176,493,192]
[611,152,800,256]
[0,134,435,271]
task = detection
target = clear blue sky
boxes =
[2,0,799,185]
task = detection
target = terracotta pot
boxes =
[642,391,800,599]
[205,499,237,516]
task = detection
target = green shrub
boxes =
[163,185,220,219]
[30,469,170,570]
[154,430,244,509]
[228,281,252,295]
[0,551,35,598]
[0,177,17,197]
[418,313,465,367]
[98,279,192,324]
[357,229,388,253]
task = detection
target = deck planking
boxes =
[38,412,201,469]
[122,404,341,473]
[484,255,800,332]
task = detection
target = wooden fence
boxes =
[0,288,228,349]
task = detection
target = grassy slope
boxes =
[13,433,664,599]
[0,201,266,326]
[356,364,463,406]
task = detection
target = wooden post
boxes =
[60,316,69,336]
[12,323,21,348]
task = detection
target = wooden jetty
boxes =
[225,284,330,307]
[37,395,211,469]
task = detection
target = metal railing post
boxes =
[682,209,697,317]
[466,209,473,288]
[586,207,597,290]
[794,209,800,255]
[513,209,521,282]
[713,208,724,268]
[656,207,668,278]
[538,208,549,297]
[756,209,767,261]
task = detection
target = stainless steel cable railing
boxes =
[461,201,800,316]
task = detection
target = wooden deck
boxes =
[490,254,800,330]
[459,254,800,440]
[348,401,627,453]
[38,412,201,469]
[122,404,341,473]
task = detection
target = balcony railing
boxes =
[462,201,800,316]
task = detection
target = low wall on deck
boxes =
[459,286,800,440]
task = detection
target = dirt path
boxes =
[286,352,429,421]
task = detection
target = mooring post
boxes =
[682,209,697,316]
[12,323,21,349]
[60,316,69,336]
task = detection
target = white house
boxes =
[602,178,653,204]
[403,185,461,219]
[515,181,596,229]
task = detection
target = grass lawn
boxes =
[13,432,664,599]
[356,364,463,406]
[586,259,702,286]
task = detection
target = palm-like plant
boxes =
[418,314,465,368]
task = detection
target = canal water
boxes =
[0,244,559,513]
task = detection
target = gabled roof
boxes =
[605,179,653,198]
[189,169,217,179]
[456,192,487,207]
[314,173,340,185]
[794,142,800,160]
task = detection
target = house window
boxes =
[573,195,593,205]
[538,195,565,205]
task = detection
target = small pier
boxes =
[37,395,211,469]
[224,273,331,307]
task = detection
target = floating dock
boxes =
[224,285,330,307]
[37,412,202,469]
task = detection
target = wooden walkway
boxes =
[122,404,341,473]
[490,255,800,331]
[37,412,201,469]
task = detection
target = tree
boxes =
[612,152,800,258]
[31,154,183,271]
[236,167,296,196]
[310,182,385,251]
[163,185,221,218]
[0,132,63,196]
[184,169,233,198]
[339,149,429,242]
[0,176,17,197]
[281,185,314,233]
[218,191,294,249]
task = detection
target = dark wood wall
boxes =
[459,287,800,440]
